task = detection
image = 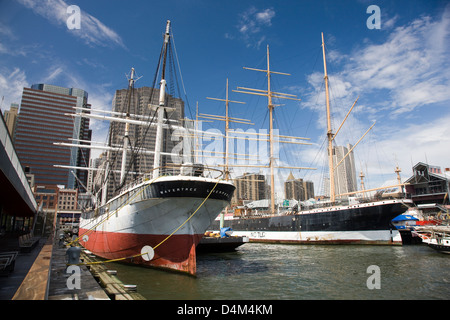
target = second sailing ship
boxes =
[209,33,412,244]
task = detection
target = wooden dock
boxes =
[81,251,145,300]
[11,237,53,300]
[46,245,111,300]
[10,234,145,300]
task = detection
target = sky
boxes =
[0,0,449,197]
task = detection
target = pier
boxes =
[78,250,145,300]
[0,233,145,300]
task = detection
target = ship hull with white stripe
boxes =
[210,199,412,245]
[79,176,235,275]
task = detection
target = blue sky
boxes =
[1,0,449,196]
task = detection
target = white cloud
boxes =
[235,6,276,48]
[298,6,450,192]
[87,89,114,158]
[42,66,64,83]
[345,7,450,115]
[361,114,450,188]
[0,67,28,112]
[383,15,399,29]
[255,8,276,26]
[302,7,450,135]
[0,36,29,57]
[16,0,125,48]
[0,22,17,40]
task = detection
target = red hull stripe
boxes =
[79,228,203,275]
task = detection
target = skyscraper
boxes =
[284,172,315,201]
[3,103,19,140]
[14,84,91,190]
[233,172,267,204]
[104,86,185,198]
[332,144,357,197]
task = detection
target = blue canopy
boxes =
[220,227,232,238]
[392,214,419,222]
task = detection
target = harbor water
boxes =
[109,243,449,300]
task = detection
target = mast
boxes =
[234,45,301,214]
[395,165,403,193]
[359,171,366,199]
[395,165,402,185]
[266,45,276,215]
[206,78,246,180]
[153,20,171,179]
[225,79,231,181]
[322,32,336,203]
[120,67,135,185]
[195,102,199,163]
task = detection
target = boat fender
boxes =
[141,245,155,261]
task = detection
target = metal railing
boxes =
[118,163,226,195]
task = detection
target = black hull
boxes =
[399,229,423,245]
[210,200,411,244]
[428,243,450,254]
[197,236,248,253]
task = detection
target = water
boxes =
[109,244,449,300]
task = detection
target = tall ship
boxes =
[59,21,235,275]
[208,33,412,244]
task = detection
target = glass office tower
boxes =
[14,84,91,191]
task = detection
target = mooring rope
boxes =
[68,176,223,266]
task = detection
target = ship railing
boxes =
[120,163,226,193]
[159,163,225,179]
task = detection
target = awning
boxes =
[392,214,419,222]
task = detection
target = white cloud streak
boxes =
[0,67,28,111]
[16,0,125,48]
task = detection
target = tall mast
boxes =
[195,102,199,163]
[225,79,230,180]
[322,32,336,203]
[234,45,301,214]
[120,67,135,185]
[206,79,246,180]
[267,45,276,215]
[359,171,366,199]
[153,20,171,179]
[395,165,402,185]
[395,165,403,193]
